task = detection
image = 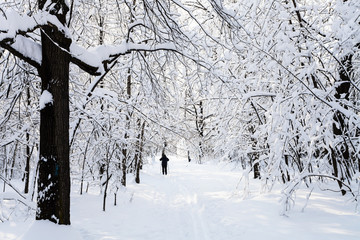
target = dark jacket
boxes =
[160,154,169,166]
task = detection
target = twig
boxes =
[0,174,27,200]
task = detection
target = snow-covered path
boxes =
[1,155,360,240]
[70,156,360,240]
[72,157,241,240]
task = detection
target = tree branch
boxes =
[0,37,41,69]
[69,41,178,76]
[0,10,67,68]
[0,174,27,200]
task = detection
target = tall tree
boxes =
[36,0,72,224]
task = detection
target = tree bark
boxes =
[36,0,71,225]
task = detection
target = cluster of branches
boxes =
[207,0,360,211]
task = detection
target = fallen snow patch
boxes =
[19,220,82,240]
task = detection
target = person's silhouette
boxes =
[160,153,169,175]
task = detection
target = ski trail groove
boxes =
[169,171,211,240]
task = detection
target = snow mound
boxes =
[19,220,82,240]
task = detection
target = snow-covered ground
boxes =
[1,156,360,240]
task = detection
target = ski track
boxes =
[170,172,210,240]
[138,160,215,240]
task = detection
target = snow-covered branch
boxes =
[0,9,66,68]
[281,173,358,215]
[0,36,42,68]
[0,7,179,76]
[70,41,177,76]
[0,174,27,200]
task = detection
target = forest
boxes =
[0,0,360,238]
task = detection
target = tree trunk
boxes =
[102,152,110,211]
[196,101,204,164]
[36,0,71,225]
[24,85,31,194]
[10,141,18,180]
[80,130,93,195]
[135,121,145,184]
[331,51,354,196]
[121,69,132,186]
[24,132,31,194]
[2,146,7,192]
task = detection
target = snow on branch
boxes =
[0,9,66,68]
[70,41,177,76]
[0,9,65,43]
[0,7,178,75]
[0,36,42,68]
[242,91,277,100]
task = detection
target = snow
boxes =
[1,5,176,77]
[11,36,42,65]
[242,91,277,100]
[39,90,53,110]
[70,41,176,76]
[0,156,359,240]
[19,221,82,240]
[0,9,67,67]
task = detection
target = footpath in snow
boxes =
[1,155,360,240]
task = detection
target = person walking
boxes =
[160,153,169,175]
